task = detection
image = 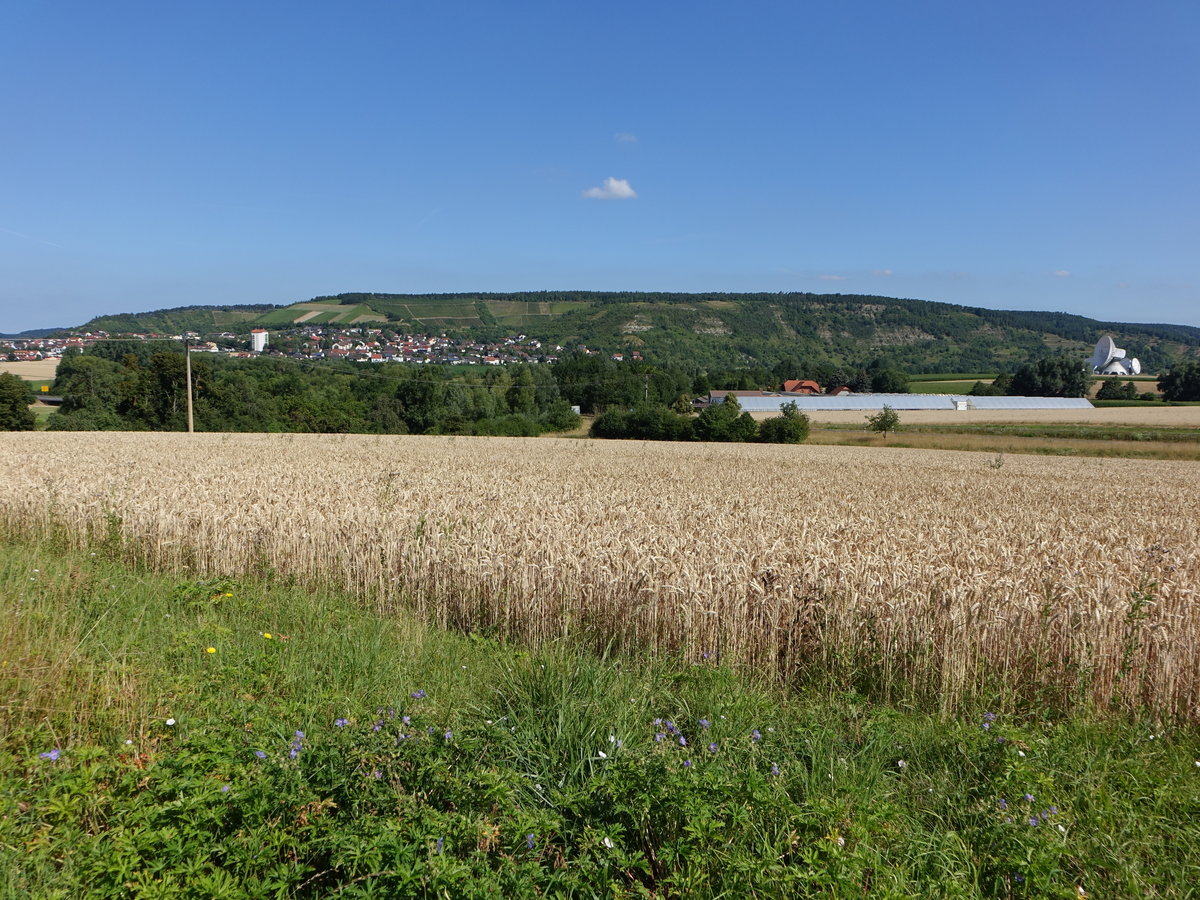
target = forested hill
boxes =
[73,292,1200,373]
[76,304,282,336]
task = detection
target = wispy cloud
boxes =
[818,274,847,281]
[614,132,638,143]
[872,268,893,276]
[412,207,442,229]
[583,177,637,200]
[1053,269,1071,277]
[1,226,62,248]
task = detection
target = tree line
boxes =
[11,346,1199,436]
[591,396,810,444]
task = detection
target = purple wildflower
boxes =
[683,759,693,768]
[770,763,780,776]
[372,770,382,779]
[679,736,687,747]
[294,730,305,739]
[708,742,718,753]
[1028,817,1039,827]
[1023,793,1035,802]
[444,730,453,741]
[526,833,535,851]
[38,749,61,761]
[411,689,426,700]
[254,750,267,760]
[655,732,665,742]
[373,720,383,732]
[750,729,762,742]
[699,718,711,729]
[221,784,230,792]
[402,716,411,725]
[334,718,348,727]
[435,837,444,854]
[998,798,1008,810]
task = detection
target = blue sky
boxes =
[2,0,1197,333]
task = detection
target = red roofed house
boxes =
[781,379,821,394]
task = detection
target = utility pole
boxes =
[184,337,194,434]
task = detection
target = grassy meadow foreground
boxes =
[2,432,1198,720]
[3,539,1199,898]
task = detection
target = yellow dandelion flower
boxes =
[262,632,273,639]
[224,592,234,597]
[205,646,217,654]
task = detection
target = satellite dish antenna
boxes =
[1130,358,1142,375]
[1090,336,1116,371]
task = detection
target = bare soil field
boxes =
[2,432,1197,719]
[0,359,59,380]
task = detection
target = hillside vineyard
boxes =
[2,433,1197,719]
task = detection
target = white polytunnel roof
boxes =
[962,396,1094,409]
[714,393,1094,412]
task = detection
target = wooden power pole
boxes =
[185,339,194,434]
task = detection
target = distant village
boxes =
[0,326,640,367]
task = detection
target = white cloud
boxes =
[818,274,847,281]
[1054,269,1071,277]
[583,177,638,200]
[872,268,893,276]
[614,132,638,143]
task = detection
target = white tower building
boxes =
[251,329,269,353]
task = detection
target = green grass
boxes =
[3,538,1199,898]
[907,373,998,383]
[899,422,1200,442]
[809,422,1200,460]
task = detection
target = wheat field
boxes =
[2,432,1198,719]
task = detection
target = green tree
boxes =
[0,372,36,430]
[1009,356,1091,397]
[870,369,910,393]
[506,366,537,415]
[757,401,810,444]
[865,404,900,438]
[52,353,124,417]
[694,393,756,442]
[1158,362,1200,401]
[968,380,1005,397]
[538,398,582,432]
[1095,378,1139,401]
[590,404,693,441]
